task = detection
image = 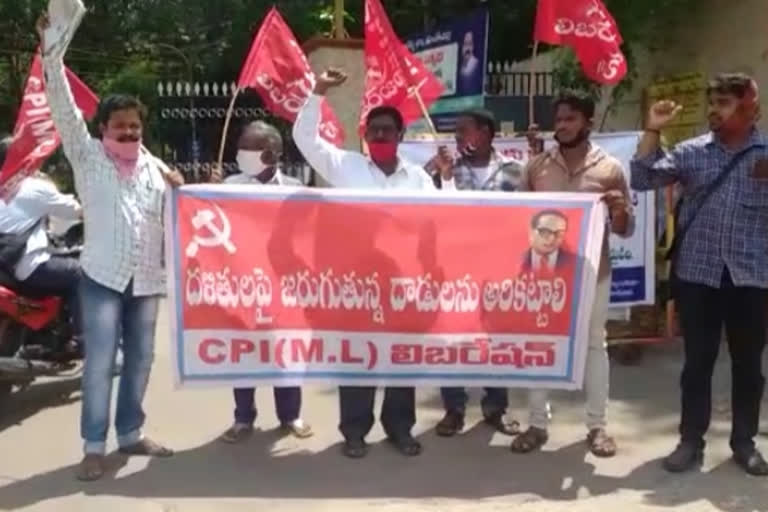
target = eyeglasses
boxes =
[535,227,566,239]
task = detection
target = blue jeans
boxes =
[79,275,159,455]
[233,387,302,425]
[441,387,508,417]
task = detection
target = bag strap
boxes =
[667,146,756,260]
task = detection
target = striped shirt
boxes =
[631,130,768,289]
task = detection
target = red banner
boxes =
[237,7,345,147]
[0,52,98,197]
[168,186,606,388]
[360,0,444,134]
[534,0,627,85]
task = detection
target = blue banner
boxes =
[405,8,489,132]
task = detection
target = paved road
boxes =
[0,302,767,511]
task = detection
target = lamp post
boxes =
[156,42,199,177]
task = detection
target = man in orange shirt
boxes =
[510,91,633,458]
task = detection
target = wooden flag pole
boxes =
[334,0,345,39]
[216,86,242,174]
[528,41,539,126]
[412,86,439,137]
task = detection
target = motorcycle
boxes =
[0,222,83,403]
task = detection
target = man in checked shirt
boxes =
[425,109,524,438]
[37,15,184,481]
[632,73,768,476]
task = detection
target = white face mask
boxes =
[236,150,269,176]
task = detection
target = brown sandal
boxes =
[76,454,105,482]
[220,424,254,443]
[119,437,174,457]
[587,428,617,457]
[510,427,548,453]
[281,419,314,439]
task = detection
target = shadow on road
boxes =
[0,377,81,434]
[1,344,767,511]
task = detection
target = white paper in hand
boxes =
[43,0,86,57]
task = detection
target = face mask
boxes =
[236,150,269,176]
[367,141,398,163]
[102,137,142,178]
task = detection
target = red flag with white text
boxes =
[0,52,99,197]
[237,7,345,147]
[360,0,444,135]
[534,0,627,85]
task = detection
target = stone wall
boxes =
[602,0,768,133]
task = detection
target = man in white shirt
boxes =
[0,137,82,346]
[38,14,183,481]
[293,68,454,458]
[212,121,313,443]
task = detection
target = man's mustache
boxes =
[117,135,141,143]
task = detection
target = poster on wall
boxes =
[405,8,489,133]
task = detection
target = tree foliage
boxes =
[0,0,704,133]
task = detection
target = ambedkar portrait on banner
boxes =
[521,209,576,273]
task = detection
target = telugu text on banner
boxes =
[167,186,606,389]
[399,131,655,307]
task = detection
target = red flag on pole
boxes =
[0,52,99,197]
[360,0,444,135]
[534,0,627,85]
[237,7,345,147]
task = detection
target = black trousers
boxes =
[338,386,415,441]
[676,270,767,452]
[20,256,82,336]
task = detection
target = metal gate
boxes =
[155,81,312,184]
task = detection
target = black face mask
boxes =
[555,128,590,149]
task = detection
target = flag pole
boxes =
[412,86,438,137]
[528,41,539,126]
[216,86,241,174]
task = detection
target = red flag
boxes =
[534,0,627,85]
[361,0,444,134]
[237,7,345,147]
[0,52,99,197]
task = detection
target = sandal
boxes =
[119,437,174,457]
[342,438,369,459]
[587,428,617,458]
[484,413,521,436]
[510,427,548,453]
[220,424,254,444]
[76,454,105,482]
[436,411,464,437]
[389,435,422,457]
[281,419,314,439]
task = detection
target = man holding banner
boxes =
[217,121,313,443]
[511,91,633,458]
[293,67,454,458]
[425,108,524,437]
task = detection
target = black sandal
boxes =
[484,413,521,436]
[510,427,548,453]
[389,435,422,456]
[342,438,368,459]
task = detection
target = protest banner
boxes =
[167,185,606,389]
[404,8,489,132]
[398,131,655,307]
